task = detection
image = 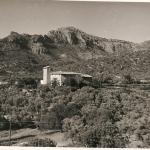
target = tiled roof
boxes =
[81,74,92,78]
[50,71,92,77]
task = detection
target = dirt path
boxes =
[36,131,72,147]
[0,128,72,146]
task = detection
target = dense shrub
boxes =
[25,138,56,147]
[0,116,9,130]
[0,83,150,147]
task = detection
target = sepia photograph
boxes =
[0,0,150,148]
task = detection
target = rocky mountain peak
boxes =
[47,26,139,53]
[0,26,146,57]
[6,31,23,42]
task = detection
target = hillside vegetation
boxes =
[0,27,150,81]
[0,85,150,147]
[0,27,150,147]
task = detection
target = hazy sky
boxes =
[0,0,150,43]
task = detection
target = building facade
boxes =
[40,66,92,86]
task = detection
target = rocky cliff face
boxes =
[139,40,150,50]
[0,27,141,58]
[0,32,48,54]
[47,27,138,54]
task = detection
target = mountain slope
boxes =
[0,27,140,58]
[47,27,139,56]
[0,26,150,81]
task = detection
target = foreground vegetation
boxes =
[0,82,150,148]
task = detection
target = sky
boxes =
[0,0,150,43]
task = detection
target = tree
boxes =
[51,79,60,87]
[122,74,134,84]
[0,115,9,130]
[80,121,128,148]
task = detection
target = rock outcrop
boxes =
[0,26,144,57]
[47,27,139,54]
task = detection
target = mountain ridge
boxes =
[0,26,150,81]
[0,26,143,54]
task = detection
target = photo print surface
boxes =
[0,0,150,148]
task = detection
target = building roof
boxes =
[50,71,92,78]
[81,74,92,78]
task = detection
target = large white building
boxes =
[40,66,92,86]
